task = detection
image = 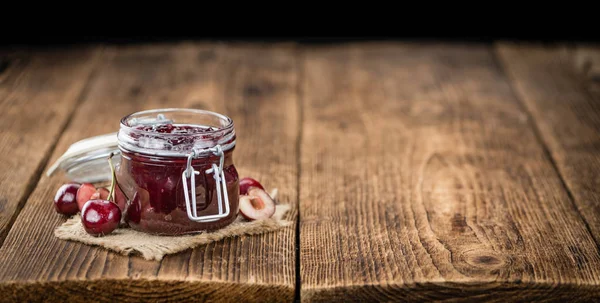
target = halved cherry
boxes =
[239,177,265,195]
[239,187,275,220]
[97,187,110,200]
[76,183,97,211]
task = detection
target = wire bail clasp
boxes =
[181,145,230,222]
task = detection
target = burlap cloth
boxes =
[54,189,292,261]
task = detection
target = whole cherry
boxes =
[80,153,123,236]
[53,183,81,216]
[81,199,121,236]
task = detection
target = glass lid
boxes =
[46,132,120,184]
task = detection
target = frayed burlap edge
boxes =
[54,189,292,261]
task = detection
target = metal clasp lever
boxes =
[182,145,230,222]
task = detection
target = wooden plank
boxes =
[0,42,298,302]
[574,45,600,83]
[299,43,600,302]
[0,47,100,245]
[496,43,600,247]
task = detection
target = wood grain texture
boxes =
[0,42,298,302]
[299,43,600,302]
[574,45,600,83]
[496,43,600,248]
[0,47,100,245]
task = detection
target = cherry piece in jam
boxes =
[134,123,218,146]
[126,189,148,224]
[135,123,216,134]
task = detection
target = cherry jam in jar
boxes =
[116,108,239,235]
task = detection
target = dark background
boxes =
[2,34,600,48]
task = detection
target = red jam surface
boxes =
[135,123,217,134]
[117,123,239,235]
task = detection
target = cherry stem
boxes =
[107,153,116,203]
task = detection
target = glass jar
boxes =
[115,108,240,236]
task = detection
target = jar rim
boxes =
[119,108,234,136]
[118,108,236,158]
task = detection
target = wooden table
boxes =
[0,41,599,302]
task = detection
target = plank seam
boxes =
[0,46,104,248]
[491,45,600,251]
[294,45,305,303]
